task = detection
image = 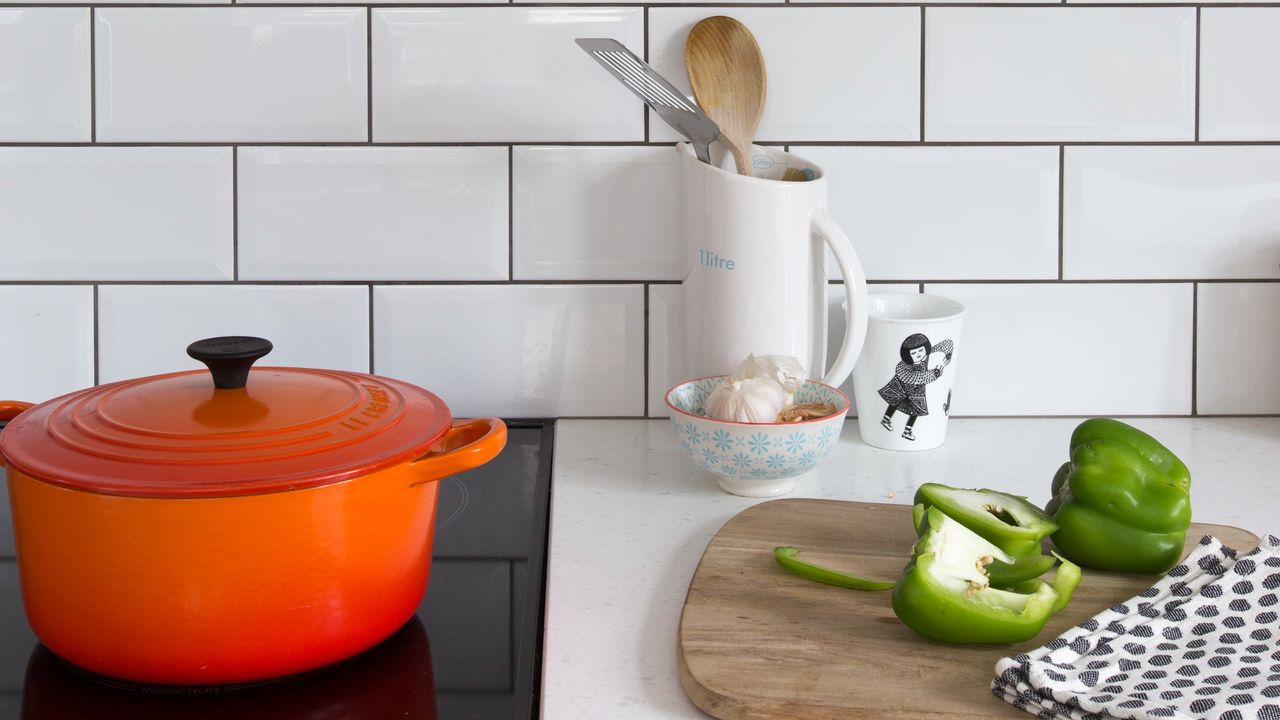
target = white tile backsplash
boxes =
[0,2,1272,417]
[1200,9,1280,141]
[95,8,367,142]
[927,283,1194,416]
[0,286,95,403]
[372,8,643,143]
[513,146,680,281]
[647,8,921,142]
[926,8,1196,142]
[647,284,684,418]
[239,147,508,281]
[97,285,370,382]
[1196,283,1280,415]
[0,147,232,281]
[806,146,1060,281]
[375,285,644,418]
[0,10,90,141]
[1064,146,1280,280]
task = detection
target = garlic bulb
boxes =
[704,377,789,424]
[731,354,807,395]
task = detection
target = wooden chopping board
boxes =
[677,499,1259,720]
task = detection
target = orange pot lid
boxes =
[0,337,453,499]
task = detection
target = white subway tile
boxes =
[1197,283,1280,414]
[926,283,1193,415]
[1200,10,1280,141]
[376,285,644,417]
[98,285,369,382]
[926,8,1196,142]
[804,146,1060,281]
[239,147,508,281]
[647,283,916,417]
[0,286,94,403]
[372,8,643,142]
[1064,146,1280,280]
[648,8,920,142]
[0,147,232,281]
[0,10,90,141]
[95,8,367,142]
[648,284,685,418]
[513,147,680,281]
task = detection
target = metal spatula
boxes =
[576,38,719,164]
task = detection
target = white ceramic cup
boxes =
[851,293,965,451]
[678,143,869,388]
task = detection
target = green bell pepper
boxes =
[987,553,1059,588]
[910,501,1056,586]
[1046,419,1192,574]
[892,507,1074,644]
[914,483,1058,558]
[772,546,895,591]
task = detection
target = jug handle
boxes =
[812,210,868,387]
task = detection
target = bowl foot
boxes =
[716,476,795,498]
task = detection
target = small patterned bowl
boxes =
[664,376,849,497]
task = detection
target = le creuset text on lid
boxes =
[0,336,453,498]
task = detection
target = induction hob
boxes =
[0,420,554,720]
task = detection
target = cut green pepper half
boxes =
[1050,552,1081,614]
[892,507,1071,644]
[911,502,1056,586]
[913,483,1058,558]
[987,553,1059,588]
[773,547,895,591]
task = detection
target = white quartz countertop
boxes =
[540,417,1280,719]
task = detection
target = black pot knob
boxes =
[186,337,274,390]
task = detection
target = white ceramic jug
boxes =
[679,143,869,387]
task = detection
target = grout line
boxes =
[367,6,373,143]
[918,282,924,293]
[5,3,1280,7]
[6,278,1280,286]
[2,275,1280,284]
[1191,283,1198,416]
[368,284,375,373]
[232,146,239,281]
[13,139,1280,148]
[1194,6,1201,142]
[918,8,925,141]
[92,285,100,386]
[0,279,674,286]
[508,145,515,281]
[643,282,650,417]
[1057,145,1065,280]
[89,8,96,142]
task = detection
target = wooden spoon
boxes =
[684,16,767,177]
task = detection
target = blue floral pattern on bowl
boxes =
[664,377,848,491]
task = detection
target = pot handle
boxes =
[0,401,35,468]
[408,417,507,487]
[0,401,34,423]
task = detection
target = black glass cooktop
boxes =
[0,420,554,720]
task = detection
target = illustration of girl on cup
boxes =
[878,333,954,441]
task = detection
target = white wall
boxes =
[1,4,1277,417]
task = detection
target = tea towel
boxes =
[992,534,1280,720]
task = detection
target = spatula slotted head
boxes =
[575,37,720,162]
[684,16,767,176]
